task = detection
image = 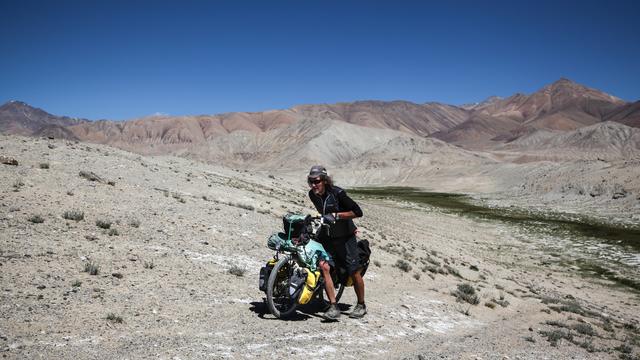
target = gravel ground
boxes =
[1,135,638,359]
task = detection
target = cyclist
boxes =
[307,165,366,320]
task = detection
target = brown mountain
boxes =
[0,101,87,139]
[62,110,301,157]
[432,78,629,148]
[1,78,637,160]
[293,101,469,136]
[54,100,470,157]
[604,101,640,128]
[473,78,624,123]
[431,113,522,147]
[497,121,640,161]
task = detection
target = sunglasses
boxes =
[308,178,323,185]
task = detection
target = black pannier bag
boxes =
[258,258,277,292]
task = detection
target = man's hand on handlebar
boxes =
[322,213,336,224]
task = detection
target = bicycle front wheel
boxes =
[266,255,298,318]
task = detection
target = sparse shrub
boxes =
[540,329,573,347]
[96,219,111,229]
[426,257,441,266]
[601,319,614,333]
[545,320,568,328]
[422,265,439,273]
[444,265,462,278]
[578,339,597,352]
[62,210,84,221]
[524,336,536,343]
[373,260,381,267]
[454,304,471,316]
[413,273,421,280]
[39,162,49,169]
[129,218,140,228]
[84,262,99,275]
[107,228,119,236]
[485,301,496,309]
[144,261,155,269]
[106,313,123,323]
[548,300,597,317]
[394,259,412,273]
[616,343,633,354]
[492,298,510,307]
[573,323,596,336]
[67,190,74,196]
[71,280,82,287]
[235,202,254,211]
[452,283,480,305]
[28,214,45,223]
[228,265,245,277]
[469,265,479,271]
[13,179,24,191]
[112,272,123,279]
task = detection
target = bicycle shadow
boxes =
[249,298,353,322]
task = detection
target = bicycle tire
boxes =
[319,279,345,304]
[266,255,298,318]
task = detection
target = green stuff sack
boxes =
[283,213,308,241]
[267,232,296,252]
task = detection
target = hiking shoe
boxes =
[323,304,341,320]
[349,303,367,318]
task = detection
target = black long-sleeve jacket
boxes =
[308,185,362,239]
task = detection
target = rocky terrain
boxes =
[1,78,639,358]
[1,135,639,359]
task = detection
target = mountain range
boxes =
[1,78,638,169]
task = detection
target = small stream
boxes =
[349,187,640,292]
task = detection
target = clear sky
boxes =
[1,0,639,120]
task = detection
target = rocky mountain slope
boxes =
[0,101,87,139]
[604,100,640,128]
[497,121,640,161]
[434,78,629,149]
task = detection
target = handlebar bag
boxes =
[283,213,308,241]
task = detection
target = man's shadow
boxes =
[249,297,353,322]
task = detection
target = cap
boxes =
[308,165,328,179]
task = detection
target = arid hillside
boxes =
[1,135,639,359]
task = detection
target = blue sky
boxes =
[1,0,638,120]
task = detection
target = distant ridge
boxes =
[430,78,630,149]
[0,101,87,139]
[498,121,640,160]
[1,78,638,165]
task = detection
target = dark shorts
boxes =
[323,234,360,276]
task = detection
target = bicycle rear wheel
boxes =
[266,255,298,318]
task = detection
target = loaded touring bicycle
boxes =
[258,213,370,318]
